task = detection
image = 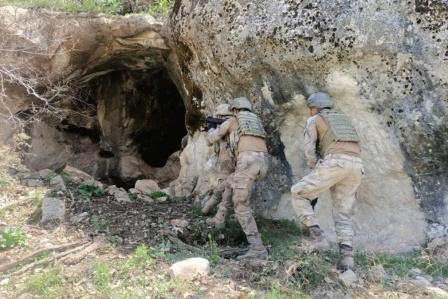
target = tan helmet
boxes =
[229,97,252,111]
[214,104,232,118]
[306,92,334,109]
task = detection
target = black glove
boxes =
[207,122,217,131]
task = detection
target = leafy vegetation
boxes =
[146,191,168,199]
[0,227,26,249]
[207,233,221,265]
[77,184,103,198]
[148,0,173,17]
[43,172,58,183]
[129,193,138,201]
[0,0,122,14]
[0,0,174,16]
[91,215,110,232]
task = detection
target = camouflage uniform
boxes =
[202,136,235,215]
[291,92,362,270]
[202,104,235,215]
[291,115,363,247]
[207,98,269,259]
[231,151,269,238]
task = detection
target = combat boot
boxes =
[201,195,219,215]
[308,225,330,252]
[337,244,355,272]
[205,207,228,230]
[237,234,268,260]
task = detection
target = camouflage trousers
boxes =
[218,151,269,239]
[291,153,363,247]
[211,158,235,202]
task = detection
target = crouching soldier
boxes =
[206,97,270,260]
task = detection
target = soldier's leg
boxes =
[232,175,267,260]
[291,162,346,251]
[231,154,268,259]
[202,178,226,215]
[330,163,362,271]
[206,174,234,228]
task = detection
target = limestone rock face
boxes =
[0,2,447,252]
[169,0,448,250]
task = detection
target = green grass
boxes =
[207,233,221,265]
[23,269,63,297]
[94,262,113,295]
[123,244,155,270]
[257,217,306,260]
[355,249,448,279]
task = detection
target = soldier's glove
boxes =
[207,122,218,131]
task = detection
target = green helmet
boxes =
[307,92,334,109]
[230,97,252,111]
[214,104,232,117]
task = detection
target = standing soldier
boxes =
[291,92,363,271]
[201,104,235,215]
[206,97,270,260]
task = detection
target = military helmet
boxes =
[306,92,334,109]
[214,104,232,117]
[230,97,252,111]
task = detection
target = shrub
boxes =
[77,184,103,198]
[146,191,168,199]
[148,0,173,17]
[0,227,26,249]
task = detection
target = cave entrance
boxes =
[130,70,187,167]
[93,68,187,169]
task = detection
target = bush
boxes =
[147,191,168,199]
[148,0,173,17]
[77,184,103,198]
[0,227,26,249]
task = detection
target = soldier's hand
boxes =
[207,122,217,131]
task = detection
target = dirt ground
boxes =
[1,179,447,299]
[0,182,302,298]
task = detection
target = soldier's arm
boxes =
[207,118,232,144]
[304,116,319,168]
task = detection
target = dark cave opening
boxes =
[93,68,187,168]
[130,71,187,167]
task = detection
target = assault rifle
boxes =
[203,116,226,130]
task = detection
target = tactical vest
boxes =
[229,111,266,156]
[318,110,360,156]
